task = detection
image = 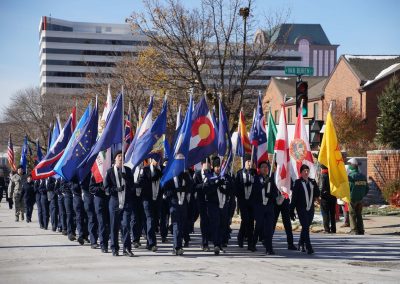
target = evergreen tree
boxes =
[376,76,400,149]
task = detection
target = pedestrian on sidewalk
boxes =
[347,158,369,235]
[319,165,337,233]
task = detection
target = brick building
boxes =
[262,76,327,124]
[323,55,400,140]
[263,55,400,141]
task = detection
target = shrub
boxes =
[382,179,400,207]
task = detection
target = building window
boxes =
[96,26,102,33]
[346,97,353,112]
[105,27,112,32]
[331,99,336,113]
[275,110,279,122]
[313,103,319,119]
[287,108,292,124]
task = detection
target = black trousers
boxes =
[94,195,109,250]
[83,193,98,245]
[273,199,294,246]
[321,198,337,233]
[238,199,255,248]
[297,207,314,250]
[64,194,75,236]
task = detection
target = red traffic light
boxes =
[297,81,307,93]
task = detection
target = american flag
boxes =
[7,133,16,171]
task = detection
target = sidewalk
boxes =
[231,212,400,235]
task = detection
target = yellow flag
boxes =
[318,111,350,203]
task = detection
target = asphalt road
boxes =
[0,201,399,284]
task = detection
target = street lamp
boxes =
[239,7,250,99]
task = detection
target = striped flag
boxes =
[7,133,16,171]
[274,104,291,196]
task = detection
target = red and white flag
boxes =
[91,85,113,183]
[274,104,291,196]
[289,108,315,180]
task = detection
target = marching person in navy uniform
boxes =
[235,156,257,251]
[61,179,76,241]
[22,174,35,223]
[104,150,135,257]
[272,163,297,251]
[290,164,320,254]
[159,159,171,243]
[71,176,89,245]
[47,177,59,231]
[163,170,193,255]
[56,178,67,235]
[138,159,160,252]
[82,173,98,249]
[253,161,278,255]
[204,156,231,255]
[34,179,44,228]
[192,158,212,251]
[39,178,50,229]
[130,164,144,249]
[89,173,110,253]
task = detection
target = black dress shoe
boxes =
[214,246,220,255]
[101,248,108,253]
[202,246,210,252]
[78,237,85,245]
[266,249,275,255]
[68,235,76,241]
[161,237,167,243]
[112,250,119,256]
[247,246,256,252]
[91,244,99,249]
[62,230,67,236]
[307,248,314,255]
[183,241,189,248]
[123,250,134,257]
[238,239,244,248]
[288,244,297,250]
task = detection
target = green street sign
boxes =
[285,66,314,76]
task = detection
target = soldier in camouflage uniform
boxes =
[8,166,26,222]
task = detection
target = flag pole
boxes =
[250,108,256,168]
[121,86,125,174]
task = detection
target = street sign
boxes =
[285,66,314,76]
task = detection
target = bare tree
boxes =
[127,0,289,132]
[1,87,75,150]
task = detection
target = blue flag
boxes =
[163,135,171,160]
[77,93,124,182]
[50,119,61,149]
[53,104,91,176]
[161,95,193,186]
[35,139,43,165]
[218,100,233,176]
[32,107,76,180]
[126,98,167,169]
[20,135,28,173]
[55,102,98,181]
[187,96,218,167]
[125,96,154,162]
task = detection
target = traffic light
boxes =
[309,118,324,148]
[296,80,308,117]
